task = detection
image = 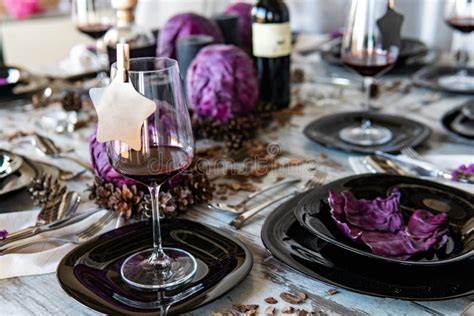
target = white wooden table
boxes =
[0,54,473,315]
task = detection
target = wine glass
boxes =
[441,0,474,90]
[72,0,113,83]
[340,0,399,146]
[108,58,196,289]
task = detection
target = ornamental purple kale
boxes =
[225,2,253,51]
[328,190,449,259]
[157,13,224,59]
[451,163,474,182]
[187,44,259,123]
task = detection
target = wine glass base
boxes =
[121,247,197,290]
[438,74,474,90]
[339,125,393,146]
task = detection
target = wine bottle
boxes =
[252,0,291,109]
[103,0,156,66]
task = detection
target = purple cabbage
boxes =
[328,190,449,259]
[187,44,259,123]
[157,13,224,59]
[0,229,8,240]
[225,2,253,51]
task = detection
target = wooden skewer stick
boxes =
[116,43,130,83]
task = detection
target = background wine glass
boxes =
[71,0,113,83]
[441,0,474,90]
[108,58,196,290]
[340,0,399,146]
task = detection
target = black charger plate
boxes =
[413,66,474,94]
[303,112,431,154]
[261,192,474,300]
[57,219,253,315]
[441,101,474,142]
[293,174,474,266]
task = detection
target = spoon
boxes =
[0,153,23,179]
[0,191,81,247]
[32,134,93,171]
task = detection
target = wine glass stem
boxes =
[148,185,171,272]
[362,76,374,130]
[457,33,469,77]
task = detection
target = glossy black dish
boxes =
[293,174,474,266]
[320,38,437,74]
[441,101,474,142]
[261,192,474,300]
[303,112,431,154]
[412,66,474,94]
[57,219,253,315]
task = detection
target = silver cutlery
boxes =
[230,171,327,229]
[1,211,119,254]
[375,151,473,184]
[33,134,93,171]
[461,100,474,120]
[0,153,23,179]
[0,191,81,247]
[209,177,301,213]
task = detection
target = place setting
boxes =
[0,0,473,315]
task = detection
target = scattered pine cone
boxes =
[107,184,144,219]
[61,91,82,111]
[28,173,66,207]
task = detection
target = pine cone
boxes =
[193,117,225,140]
[28,173,66,207]
[171,185,194,211]
[88,177,115,209]
[108,184,143,219]
[61,91,82,112]
[187,170,213,202]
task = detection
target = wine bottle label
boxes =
[252,22,291,58]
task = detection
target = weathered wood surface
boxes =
[0,54,473,315]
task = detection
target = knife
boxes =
[375,151,473,184]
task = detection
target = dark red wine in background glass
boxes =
[77,23,111,39]
[342,51,396,77]
[446,17,474,33]
[111,145,192,186]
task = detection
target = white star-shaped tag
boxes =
[89,75,156,151]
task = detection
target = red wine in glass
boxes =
[342,50,397,77]
[111,145,192,186]
[446,17,474,33]
[77,23,112,39]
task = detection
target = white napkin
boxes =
[0,209,117,280]
[348,155,474,193]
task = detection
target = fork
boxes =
[401,147,451,174]
[230,170,327,229]
[1,211,119,254]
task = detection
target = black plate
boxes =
[320,38,437,74]
[412,66,474,94]
[261,192,474,300]
[303,112,431,154]
[441,101,474,142]
[294,174,474,266]
[57,219,253,315]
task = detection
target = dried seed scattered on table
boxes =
[297,291,307,300]
[232,304,247,313]
[265,306,276,314]
[296,309,309,316]
[327,289,339,295]
[264,297,278,304]
[282,306,295,314]
[280,292,303,304]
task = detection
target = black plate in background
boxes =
[412,66,474,94]
[261,192,474,300]
[303,112,431,154]
[441,101,474,142]
[293,174,474,266]
[57,219,253,315]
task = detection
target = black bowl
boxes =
[294,174,474,266]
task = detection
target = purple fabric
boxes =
[187,44,258,122]
[328,190,449,259]
[225,2,253,51]
[157,13,224,59]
